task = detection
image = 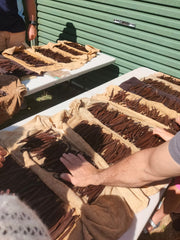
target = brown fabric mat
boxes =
[2,41,100,74]
[0,74,27,125]
[0,113,133,240]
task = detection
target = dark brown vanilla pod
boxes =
[13,51,52,67]
[119,77,141,90]
[64,41,88,52]
[20,128,105,204]
[35,48,72,63]
[120,77,180,112]
[49,208,79,240]
[88,103,164,149]
[0,55,39,77]
[0,154,79,240]
[74,185,105,204]
[109,91,179,134]
[54,44,84,56]
[143,78,180,98]
[2,40,99,74]
[149,72,180,86]
[73,121,132,164]
[102,85,180,134]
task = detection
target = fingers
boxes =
[176,115,180,125]
[28,25,37,41]
[153,127,173,141]
[77,153,87,162]
[60,173,73,182]
[59,153,98,187]
[0,146,7,156]
[0,189,10,195]
[60,153,85,170]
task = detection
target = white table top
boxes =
[2,67,166,240]
[22,52,115,96]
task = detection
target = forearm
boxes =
[25,0,37,41]
[96,141,180,188]
[96,149,156,188]
[25,0,36,21]
[60,141,180,188]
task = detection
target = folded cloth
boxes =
[0,74,27,125]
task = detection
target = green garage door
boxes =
[36,0,180,78]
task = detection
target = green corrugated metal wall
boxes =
[36,0,180,78]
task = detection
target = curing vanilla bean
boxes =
[120,78,180,112]
[0,155,78,240]
[110,89,179,133]
[73,121,132,164]
[88,103,164,149]
[13,51,51,67]
[143,78,180,98]
[20,129,105,203]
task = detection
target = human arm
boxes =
[60,139,180,188]
[24,0,37,41]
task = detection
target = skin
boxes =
[60,139,180,188]
[146,125,180,232]
[25,0,37,41]
[60,116,180,188]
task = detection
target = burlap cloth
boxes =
[2,41,100,74]
[102,85,179,121]
[1,72,176,239]
[144,72,180,84]
[57,98,167,210]
[0,75,27,125]
[0,114,134,240]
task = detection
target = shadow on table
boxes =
[71,64,119,90]
[0,64,119,130]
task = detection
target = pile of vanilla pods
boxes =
[0,154,78,240]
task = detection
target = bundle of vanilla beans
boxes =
[73,120,132,164]
[19,128,105,204]
[1,71,179,240]
[120,77,180,113]
[88,103,164,149]
[0,55,38,76]
[109,89,179,134]
[0,154,78,240]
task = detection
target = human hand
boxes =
[0,189,11,195]
[176,115,180,125]
[0,146,7,168]
[60,153,99,187]
[153,127,174,141]
[28,24,37,41]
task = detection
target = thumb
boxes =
[60,173,73,183]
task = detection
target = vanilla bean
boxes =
[20,129,103,203]
[143,78,180,98]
